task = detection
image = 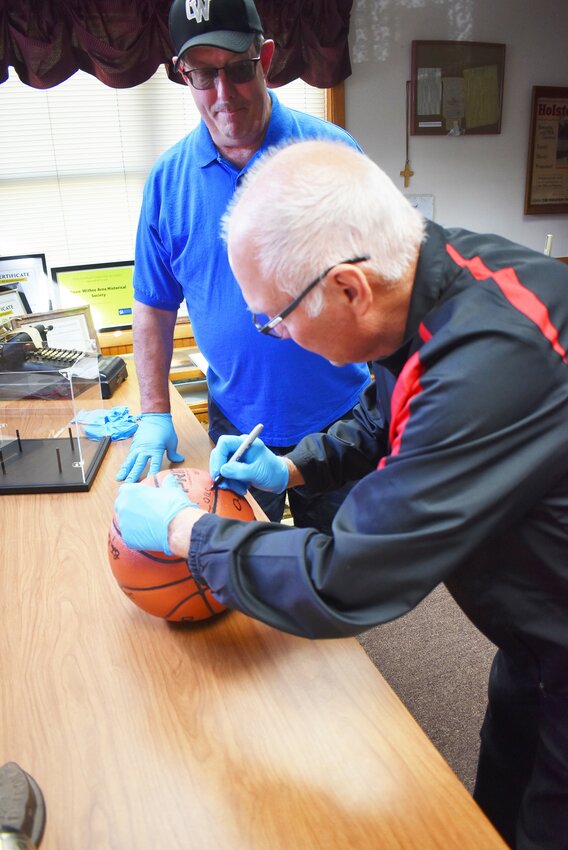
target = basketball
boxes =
[109,467,255,623]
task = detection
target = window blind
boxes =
[0,68,325,271]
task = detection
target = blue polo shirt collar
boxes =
[194,90,281,171]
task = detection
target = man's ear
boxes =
[260,39,275,75]
[329,265,373,316]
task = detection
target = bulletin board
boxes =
[410,41,506,136]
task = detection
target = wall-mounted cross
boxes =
[400,160,414,188]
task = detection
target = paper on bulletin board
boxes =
[442,77,464,126]
[463,65,499,129]
[417,67,442,116]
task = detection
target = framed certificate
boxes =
[51,261,135,332]
[0,254,49,313]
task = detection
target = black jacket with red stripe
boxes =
[190,222,568,689]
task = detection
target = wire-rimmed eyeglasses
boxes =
[179,57,261,90]
[253,256,370,338]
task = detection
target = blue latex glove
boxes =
[116,413,184,482]
[74,406,139,441]
[115,475,197,555]
[209,435,289,496]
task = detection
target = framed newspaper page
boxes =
[524,86,568,215]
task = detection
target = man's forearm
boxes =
[133,302,178,413]
[168,506,206,558]
[167,460,303,557]
[284,457,304,489]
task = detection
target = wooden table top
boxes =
[0,371,507,850]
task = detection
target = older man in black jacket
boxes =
[116,140,568,850]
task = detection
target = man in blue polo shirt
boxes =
[116,0,370,532]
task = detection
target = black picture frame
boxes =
[51,261,135,332]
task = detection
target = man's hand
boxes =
[209,435,289,495]
[116,413,185,482]
[115,475,198,555]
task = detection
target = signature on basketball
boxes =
[170,468,247,515]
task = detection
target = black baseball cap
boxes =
[169,0,264,69]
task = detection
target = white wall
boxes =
[345,0,568,255]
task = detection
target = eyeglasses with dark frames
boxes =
[253,256,370,338]
[179,57,262,90]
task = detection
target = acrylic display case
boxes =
[0,351,110,494]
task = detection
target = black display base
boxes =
[0,435,110,494]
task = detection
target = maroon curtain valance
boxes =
[0,0,353,90]
[259,0,354,88]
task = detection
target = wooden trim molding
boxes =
[326,81,346,128]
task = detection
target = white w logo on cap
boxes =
[185,0,211,24]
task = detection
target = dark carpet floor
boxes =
[358,583,496,792]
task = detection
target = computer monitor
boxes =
[51,261,135,332]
